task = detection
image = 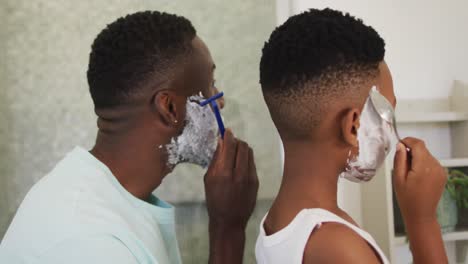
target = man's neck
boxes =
[90,130,167,201]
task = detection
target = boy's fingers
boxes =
[393,143,408,185]
[400,137,427,172]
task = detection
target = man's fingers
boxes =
[222,129,238,171]
[234,141,249,181]
[214,138,223,158]
[393,142,408,186]
[207,138,222,169]
[204,138,222,183]
[248,147,259,187]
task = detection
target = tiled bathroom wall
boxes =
[0,1,281,262]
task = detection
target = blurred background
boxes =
[2,0,468,263]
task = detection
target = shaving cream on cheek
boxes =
[341,97,394,183]
[164,95,219,168]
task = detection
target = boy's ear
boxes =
[340,108,360,147]
[152,90,185,129]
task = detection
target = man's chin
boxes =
[176,158,212,169]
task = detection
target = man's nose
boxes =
[213,87,225,109]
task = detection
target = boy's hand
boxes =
[393,137,448,264]
[204,129,259,229]
[393,137,446,224]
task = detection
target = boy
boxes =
[256,8,448,264]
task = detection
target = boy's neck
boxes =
[281,141,342,210]
[265,141,349,234]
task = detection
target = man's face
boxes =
[163,36,224,168]
[184,36,224,108]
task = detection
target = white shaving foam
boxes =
[342,97,393,182]
[164,95,219,168]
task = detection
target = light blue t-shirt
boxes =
[0,147,182,264]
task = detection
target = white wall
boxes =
[291,0,468,100]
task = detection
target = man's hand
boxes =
[204,129,259,264]
[393,137,448,264]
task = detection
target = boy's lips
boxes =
[354,167,376,176]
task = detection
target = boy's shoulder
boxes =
[303,222,382,264]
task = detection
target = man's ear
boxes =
[152,90,185,128]
[340,108,360,147]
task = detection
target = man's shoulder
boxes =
[0,233,140,264]
[2,147,115,251]
[303,222,381,264]
[36,235,140,264]
[13,148,97,216]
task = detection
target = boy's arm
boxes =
[303,223,381,264]
[304,138,448,264]
[393,139,448,264]
[404,218,446,264]
[204,130,259,264]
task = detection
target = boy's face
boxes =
[376,61,396,109]
[339,61,396,182]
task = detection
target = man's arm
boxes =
[208,224,246,264]
[37,235,139,264]
[204,129,259,264]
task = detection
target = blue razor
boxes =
[200,92,226,138]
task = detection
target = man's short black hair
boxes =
[259,8,385,139]
[87,11,196,108]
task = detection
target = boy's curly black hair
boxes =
[260,8,386,138]
[87,11,196,108]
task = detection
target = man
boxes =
[0,11,258,264]
[255,8,447,264]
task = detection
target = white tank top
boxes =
[255,208,390,264]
